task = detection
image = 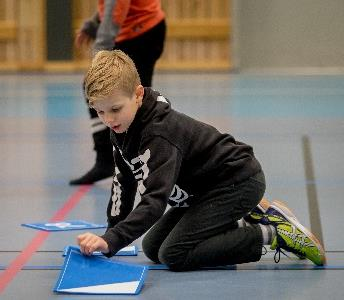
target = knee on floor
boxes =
[158,246,187,271]
[141,240,160,264]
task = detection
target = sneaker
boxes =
[266,201,326,266]
[261,200,301,225]
[244,198,270,224]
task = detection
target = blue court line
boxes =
[0,264,343,271]
[229,95,344,118]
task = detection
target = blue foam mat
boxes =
[54,247,147,295]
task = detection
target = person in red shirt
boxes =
[70,0,166,185]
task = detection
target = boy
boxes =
[77,50,326,270]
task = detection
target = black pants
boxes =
[142,171,266,271]
[115,19,166,87]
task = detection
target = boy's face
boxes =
[91,85,144,134]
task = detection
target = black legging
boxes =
[115,19,166,87]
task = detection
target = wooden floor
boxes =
[0,72,344,299]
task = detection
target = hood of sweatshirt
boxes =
[110,87,170,147]
[132,87,170,130]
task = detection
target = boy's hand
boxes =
[75,30,93,48]
[77,232,109,256]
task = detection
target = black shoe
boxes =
[69,164,114,185]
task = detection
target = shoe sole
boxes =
[271,200,326,265]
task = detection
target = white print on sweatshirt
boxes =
[168,185,190,207]
[111,166,122,216]
[131,149,151,195]
[110,149,151,217]
[110,148,190,216]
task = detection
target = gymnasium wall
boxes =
[1,1,343,72]
[232,0,344,72]
[0,0,231,72]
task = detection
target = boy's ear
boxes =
[135,85,144,107]
[135,85,144,98]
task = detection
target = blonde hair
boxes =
[84,50,141,105]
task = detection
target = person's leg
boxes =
[145,171,266,271]
[115,20,166,87]
[69,86,114,185]
[142,207,187,263]
[70,21,165,185]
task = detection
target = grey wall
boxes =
[232,0,344,71]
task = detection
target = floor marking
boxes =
[0,185,92,294]
[1,264,343,271]
[302,135,324,245]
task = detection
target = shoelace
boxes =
[262,245,297,263]
[273,246,292,263]
[261,246,267,255]
[261,245,295,263]
[262,246,291,264]
[275,242,310,263]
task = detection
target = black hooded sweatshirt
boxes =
[101,87,262,256]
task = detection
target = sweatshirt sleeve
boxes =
[94,0,120,52]
[81,12,100,39]
[101,135,182,256]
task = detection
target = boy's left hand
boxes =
[77,232,109,256]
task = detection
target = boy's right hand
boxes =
[75,30,93,48]
[77,232,109,256]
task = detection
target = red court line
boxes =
[0,185,92,294]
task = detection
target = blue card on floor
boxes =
[54,246,147,295]
[62,245,138,257]
[21,220,106,231]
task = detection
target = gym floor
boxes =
[0,72,343,299]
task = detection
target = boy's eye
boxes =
[112,107,121,112]
[97,110,104,115]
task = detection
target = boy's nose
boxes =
[104,113,115,125]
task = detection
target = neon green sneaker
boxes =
[262,200,303,225]
[244,198,270,224]
[271,222,326,266]
[266,202,326,266]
